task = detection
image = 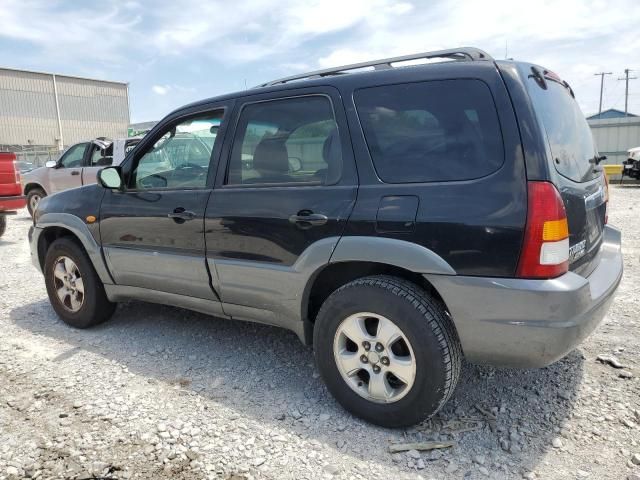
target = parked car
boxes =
[0,152,27,237]
[622,146,640,180]
[21,137,142,216]
[29,48,622,427]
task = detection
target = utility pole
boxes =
[594,72,612,117]
[618,69,637,116]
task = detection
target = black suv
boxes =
[29,48,622,427]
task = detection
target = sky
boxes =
[1,0,639,123]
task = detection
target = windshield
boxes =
[523,66,598,183]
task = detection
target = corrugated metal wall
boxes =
[0,69,58,146]
[0,68,129,149]
[589,116,640,164]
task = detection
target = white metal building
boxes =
[0,67,129,152]
[588,110,640,165]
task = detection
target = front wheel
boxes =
[44,237,116,328]
[0,215,6,238]
[313,276,462,427]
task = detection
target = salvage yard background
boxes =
[0,186,638,480]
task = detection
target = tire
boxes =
[0,215,6,238]
[44,237,116,328]
[27,187,46,217]
[313,275,462,427]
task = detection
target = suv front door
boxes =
[49,142,87,193]
[99,103,231,301]
[205,87,357,325]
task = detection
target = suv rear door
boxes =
[519,64,607,275]
[205,86,357,325]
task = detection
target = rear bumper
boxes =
[0,195,26,212]
[426,225,623,368]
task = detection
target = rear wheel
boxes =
[44,237,116,328]
[314,275,462,427]
[27,187,46,217]
[0,216,6,238]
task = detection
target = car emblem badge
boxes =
[569,240,586,262]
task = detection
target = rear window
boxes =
[354,79,504,183]
[523,67,598,183]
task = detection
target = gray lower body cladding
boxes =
[427,225,623,368]
[30,217,623,369]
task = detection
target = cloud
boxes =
[0,0,142,69]
[152,85,170,95]
[313,0,640,115]
[1,0,639,120]
[151,84,195,96]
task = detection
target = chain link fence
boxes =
[0,145,62,172]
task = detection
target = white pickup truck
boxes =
[21,137,142,216]
[622,146,640,181]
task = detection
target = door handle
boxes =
[168,208,196,221]
[289,211,328,228]
[71,170,80,176]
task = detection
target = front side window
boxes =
[59,143,87,168]
[354,79,504,183]
[226,96,342,185]
[131,112,223,189]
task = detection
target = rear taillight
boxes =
[13,161,21,183]
[516,181,569,279]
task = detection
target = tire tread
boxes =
[315,274,462,421]
[44,237,115,328]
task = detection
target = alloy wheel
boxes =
[333,312,416,403]
[52,256,85,312]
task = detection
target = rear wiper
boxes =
[589,155,607,165]
[530,66,575,97]
[543,71,576,98]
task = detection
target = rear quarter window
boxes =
[354,79,505,183]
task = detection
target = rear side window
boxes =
[90,144,113,167]
[227,96,342,186]
[523,68,598,183]
[354,79,504,183]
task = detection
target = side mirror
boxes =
[45,160,57,168]
[98,167,123,190]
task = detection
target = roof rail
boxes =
[259,47,493,87]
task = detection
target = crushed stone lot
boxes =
[0,186,639,480]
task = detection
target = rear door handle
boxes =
[168,208,196,221]
[289,211,328,228]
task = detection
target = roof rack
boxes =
[259,47,493,87]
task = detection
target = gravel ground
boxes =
[0,186,639,480]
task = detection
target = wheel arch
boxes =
[24,182,46,196]
[301,236,458,345]
[36,213,113,284]
[305,261,449,324]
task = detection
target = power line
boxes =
[594,72,612,116]
[618,69,637,116]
